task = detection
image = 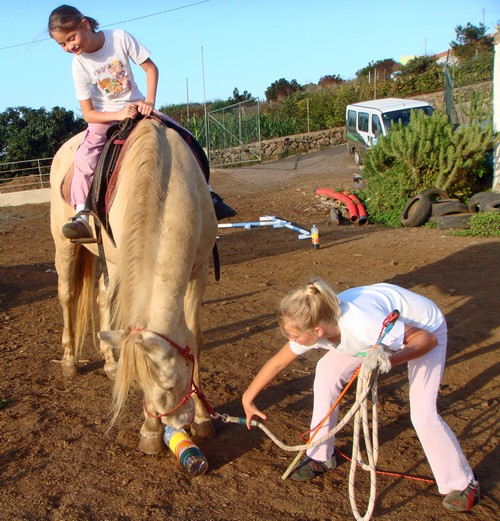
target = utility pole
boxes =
[201,46,209,156]
[493,28,500,191]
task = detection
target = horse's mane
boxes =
[106,118,214,424]
[110,119,169,330]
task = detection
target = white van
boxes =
[346,98,434,165]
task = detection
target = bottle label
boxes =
[167,430,191,455]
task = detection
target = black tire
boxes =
[436,214,472,230]
[483,200,500,213]
[468,192,500,213]
[353,148,362,166]
[430,198,460,216]
[431,201,470,217]
[400,194,432,227]
[419,187,449,201]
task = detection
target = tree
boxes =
[318,75,345,88]
[0,106,85,163]
[356,59,399,80]
[265,78,302,102]
[230,87,253,103]
[451,22,493,61]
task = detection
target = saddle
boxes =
[61,113,210,244]
[61,113,220,281]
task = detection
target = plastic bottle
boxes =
[163,425,208,477]
[311,224,320,249]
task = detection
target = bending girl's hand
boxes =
[136,100,154,117]
[242,399,267,430]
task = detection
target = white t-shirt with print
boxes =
[289,283,444,356]
[72,29,150,112]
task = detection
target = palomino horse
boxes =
[50,118,218,453]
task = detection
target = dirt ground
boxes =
[0,145,498,521]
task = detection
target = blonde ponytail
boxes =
[278,277,341,333]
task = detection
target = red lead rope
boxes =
[376,309,400,345]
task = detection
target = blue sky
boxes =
[1,0,498,116]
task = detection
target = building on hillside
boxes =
[435,50,458,66]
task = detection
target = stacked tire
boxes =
[400,189,500,229]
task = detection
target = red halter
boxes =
[130,327,216,418]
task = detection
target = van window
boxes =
[358,112,369,132]
[347,110,356,129]
[382,106,434,132]
[372,114,383,137]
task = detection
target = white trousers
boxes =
[306,322,474,494]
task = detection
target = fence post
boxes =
[37,159,43,189]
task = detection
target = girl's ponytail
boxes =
[278,278,341,333]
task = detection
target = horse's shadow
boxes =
[0,263,57,312]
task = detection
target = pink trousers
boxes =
[307,322,474,494]
[71,123,115,208]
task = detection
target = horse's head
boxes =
[99,328,195,428]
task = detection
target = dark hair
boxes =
[48,4,99,34]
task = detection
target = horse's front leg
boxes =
[184,268,215,439]
[190,347,216,439]
[54,242,80,378]
[139,396,167,454]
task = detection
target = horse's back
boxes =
[50,131,84,187]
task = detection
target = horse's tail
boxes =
[73,246,97,359]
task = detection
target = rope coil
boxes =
[219,348,391,520]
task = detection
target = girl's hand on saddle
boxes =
[136,100,154,117]
[118,104,139,121]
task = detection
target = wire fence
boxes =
[0,157,52,193]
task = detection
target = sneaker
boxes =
[290,454,337,481]
[62,218,93,240]
[442,478,480,512]
[211,192,236,221]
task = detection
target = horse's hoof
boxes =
[190,420,215,439]
[139,433,166,455]
[104,363,117,381]
[61,360,78,378]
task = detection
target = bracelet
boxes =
[144,100,155,107]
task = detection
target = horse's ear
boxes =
[98,330,125,349]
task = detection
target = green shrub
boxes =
[356,164,409,227]
[360,103,493,226]
[451,211,500,237]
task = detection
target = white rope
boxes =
[221,347,392,521]
[348,347,391,521]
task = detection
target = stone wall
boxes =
[210,82,492,167]
[210,127,347,166]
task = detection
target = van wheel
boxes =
[400,194,432,227]
[353,149,362,166]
